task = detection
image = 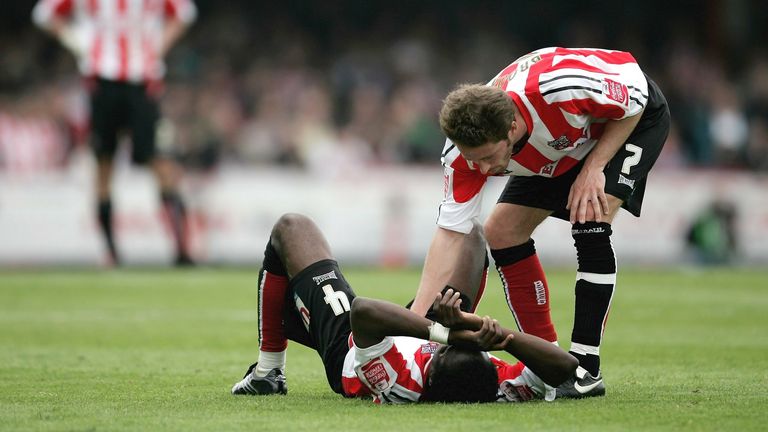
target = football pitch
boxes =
[1,267,766,431]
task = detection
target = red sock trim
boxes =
[259,270,289,352]
[498,254,558,342]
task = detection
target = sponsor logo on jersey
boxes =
[534,280,547,305]
[603,78,629,105]
[547,135,572,150]
[499,381,535,402]
[618,174,636,189]
[443,174,449,197]
[420,342,440,354]
[571,227,606,235]
[312,270,338,285]
[361,361,390,391]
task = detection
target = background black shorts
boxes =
[287,259,356,395]
[89,78,159,165]
[499,75,671,220]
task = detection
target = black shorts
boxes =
[89,78,159,165]
[499,75,671,219]
[286,259,355,395]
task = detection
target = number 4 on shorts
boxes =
[323,284,351,316]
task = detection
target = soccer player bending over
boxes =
[231,213,577,403]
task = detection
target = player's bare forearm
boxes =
[350,297,433,348]
[411,227,466,315]
[160,20,190,58]
[583,112,643,171]
[504,331,578,387]
[431,288,483,330]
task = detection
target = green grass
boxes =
[1,267,767,431]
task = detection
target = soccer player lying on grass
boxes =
[231,213,577,403]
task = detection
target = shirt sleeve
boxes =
[351,337,424,404]
[164,0,197,23]
[493,358,555,402]
[540,49,649,120]
[32,0,73,28]
[436,140,487,234]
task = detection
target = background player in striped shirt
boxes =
[411,47,671,398]
[230,213,577,403]
[32,0,197,266]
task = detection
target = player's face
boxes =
[457,138,514,175]
[456,119,525,176]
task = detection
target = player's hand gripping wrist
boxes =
[447,316,512,351]
[431,288,480,330]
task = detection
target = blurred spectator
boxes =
[745,56,768,172]
[0,87,71,175]
[686,199,739,265]
[708,80,749,167]
[0,1,766,174]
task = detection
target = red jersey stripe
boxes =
[556,47,637,65]
[508,91,533,133]
[117,32,129,81]
[556,98,626,120]
[552,156,580,177]
[512,141,554,174]
[449,156,487,203]
[165,0,178,17]
[87,0,98,15]
[53,0,73,16]
[548,59,617,76]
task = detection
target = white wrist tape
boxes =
[428,322,450,344]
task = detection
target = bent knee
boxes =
[272,213,314,243]
[483,218,530,249]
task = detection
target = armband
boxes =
[428,321,450,345]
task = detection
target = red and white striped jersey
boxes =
[0,113,69,175]
[32,0,197,83]
[438,47,649,233]
[340,336,553,404]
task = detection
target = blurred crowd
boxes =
[1,0,767,175]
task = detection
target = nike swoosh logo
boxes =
[574,379,602,394]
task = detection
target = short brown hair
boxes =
[438,84,515,148]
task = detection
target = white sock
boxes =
[255,350,286,377]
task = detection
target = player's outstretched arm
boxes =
[350,297,434,348]
[503,330,578,387]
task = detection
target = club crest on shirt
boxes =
[540,163,555,176]
[547,135,571,151]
